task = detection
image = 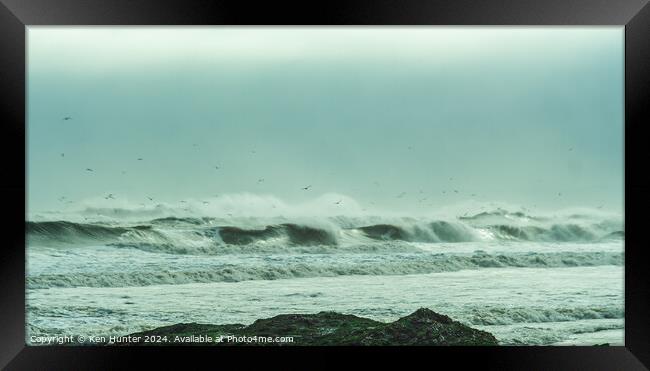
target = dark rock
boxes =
[122,308,498,346]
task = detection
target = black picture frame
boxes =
[1,0,649,369]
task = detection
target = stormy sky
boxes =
[27,27,623,215]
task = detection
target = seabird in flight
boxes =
[62,116,72,121]
[147,196,154,201]
[334,200,342,205]
[301,185,312,190]
[85,168,94,172]
[105,194,115,200]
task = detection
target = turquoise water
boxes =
[26,208,624,345]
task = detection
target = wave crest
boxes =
[27,208,624,253]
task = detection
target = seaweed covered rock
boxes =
[124,308,498,346]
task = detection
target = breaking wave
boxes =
[219,224,337,246]
[27,208,624,254]
[26,251,623,288]
[465,305,623,326]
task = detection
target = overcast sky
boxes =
[27,27,623,215]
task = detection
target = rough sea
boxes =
[26,205,624,345]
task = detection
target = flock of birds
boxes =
[55,115,603,213]
[57,116,333,210]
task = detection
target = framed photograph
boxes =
[1,0,649,369]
